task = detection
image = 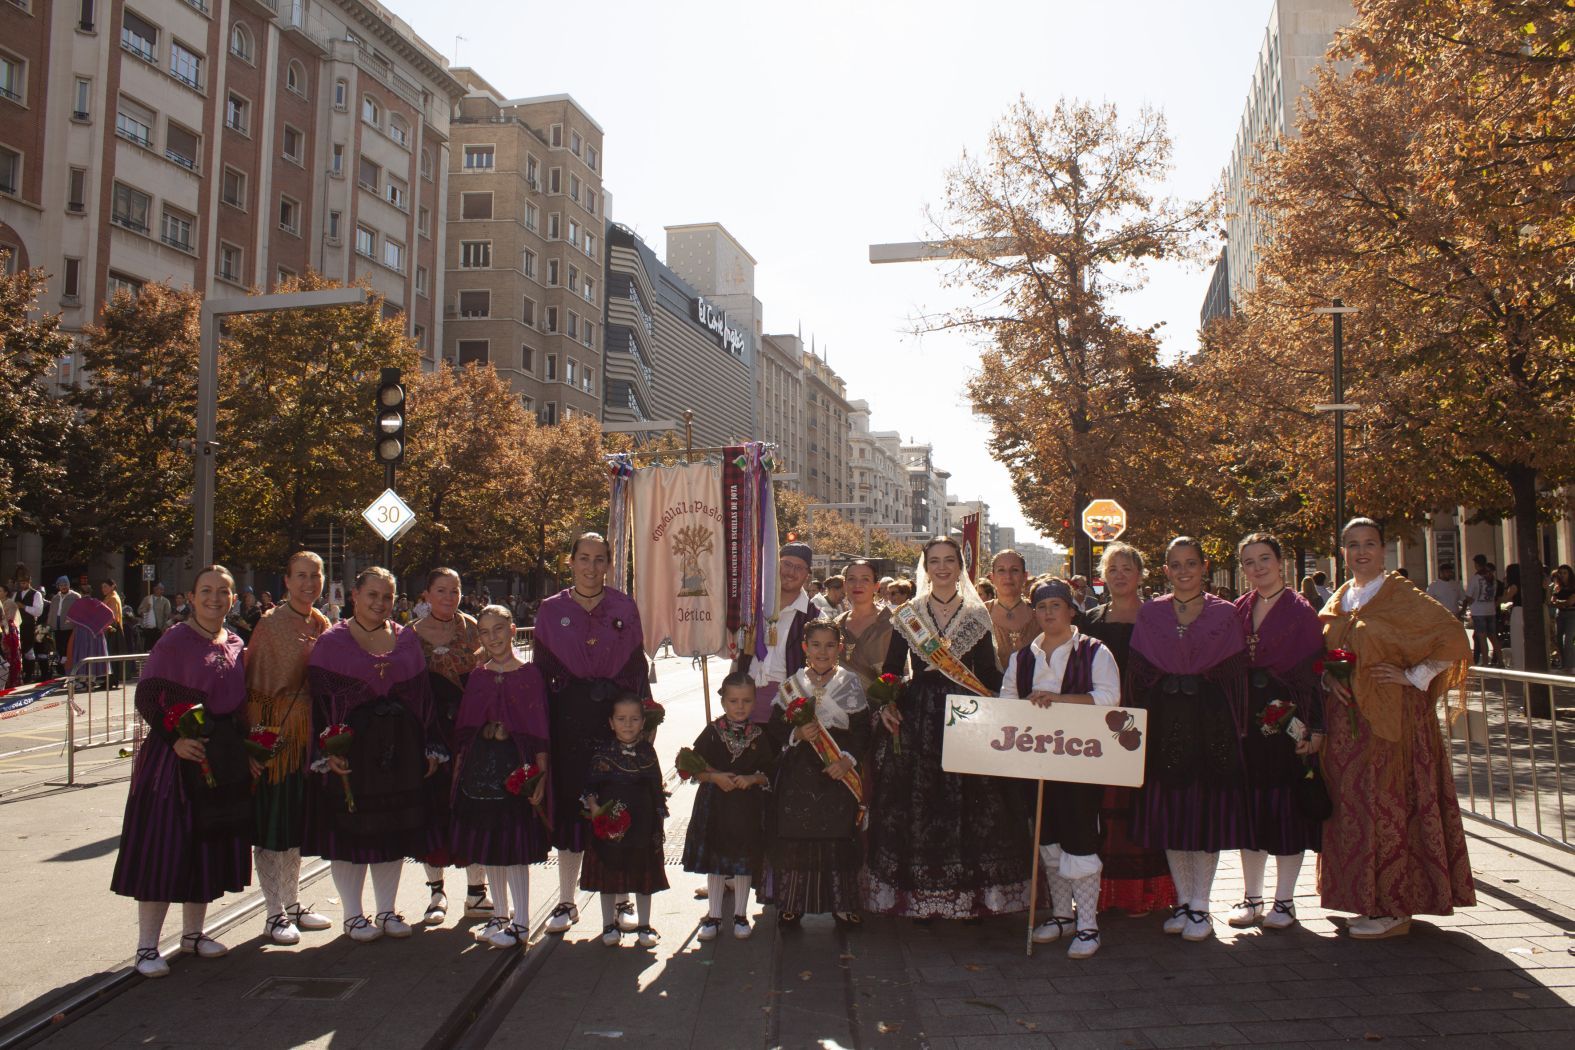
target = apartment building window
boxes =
[107,271,144,298]
[354,224,375,258]
[546,259,559,286]
[357,155,380,191]
[544,308,557,334]
[115,97,154,148]
[0,54,25,105]
[381,238,404,272]
[414,265,427,295]
[540,402,557,425]
[226,93,249,134]
[121,11,158,62]
[332,78,346,109]
[461,191,492,220]
[281,124,303,163]
[547,213,560,240]
[417,205,430,235]
[583,365,594,392]
[277,267,296,285]
[583,322,594,350]
[385,176,407,210]
[522,249,536,279]
[0,147,19,196]
[526,155,539,188]
[389,115,409,148]
[521,346,534,373]
[229,22,252,62]
[522,297,536,328]
[327,209,341,242]
[549,124,562,148]
[459,240,491,268]
[111,181,151,233]
[217,242,242,282]
[568,173,580,203]
[570,129,581,156]
[413,324,426,349]
[161,206,194,252]
[584,232,596,260]
[221,166,245,208]
[63,257,82,299]
[360,96,380,127]
[72,77,91,119]
[568,219,580,245]
[168,41,202,89]
[421,148,433,180]
[567,265,578,292]
[165,123,199,170]
[524,202,538,232]
[585,189,597,217]
[583,276,595,304]
[330,142,344,175]
[66,167,86,211]
[458,290,489,317]
[463,145,493,170]
[456,340,488,365]
[286,60,306,97]
[566,312,578,340]
[565,359,576,385]
[78,0,95,31]
[278,194,300,235]
[545,354,556,380]
[548,167,561,194]
[586,145,598,171]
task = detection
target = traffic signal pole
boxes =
[374,367,407,573]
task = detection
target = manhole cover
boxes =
[244,977,366,1002]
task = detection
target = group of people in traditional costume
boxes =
[111,515,1474,974]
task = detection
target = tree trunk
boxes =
[1509,466,1552,716]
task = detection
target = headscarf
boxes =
[912,539,992,650]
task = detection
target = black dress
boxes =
[579,739,669,895]
[863,608,1031,918]
[680,719,776,877]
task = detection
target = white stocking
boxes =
[332,861,367,920]
[600,892,617,927]
[137,901,169,951]
[1070,874,1101,932]
[636,893,652,927]
[1191,851,1219,914]
[730,876,751,918]
[282,847,303,907]
[1274,853,1304,901]
[1041,845,1072,919]
[486,865,511,922]
[423,862,444,888]
[1165,849,1193,906]
[466,863,487,892]
[370,860,402,916]
[557,850,583,904]
[1239,849,1268,902]
[706,875,726,919]
[254,847,286,916]
[506,867,530,929]
[181,902,207,937]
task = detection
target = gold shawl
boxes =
[245,604,330,780]
[1319,572,1470,743]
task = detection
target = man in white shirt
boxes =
[999,577,1121,959]
[1467,562,1502,665]
[48,577,79,676]
[1425,565,1467,619]
[137,583,172,649]
[735,542,815,723]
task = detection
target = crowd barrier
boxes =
[62,652,150,785]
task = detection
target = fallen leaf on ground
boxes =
[1016,1019,1040,1032]
[1512,992,1531,1000]
[962,963,986,972]
[963,998,1007,1014]
[876,1021,901,1034]
[1363,1034,1382,1042]
[799,970,813,981]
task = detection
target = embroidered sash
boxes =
[891,602,993,697]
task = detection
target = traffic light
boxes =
[375,367,405,465]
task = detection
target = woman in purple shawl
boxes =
[451,604,551,949]
[111,565,252,979]
[535,533,650,936]
[1127,537,1249,943]
[1228,533,1326,931]
[301,567,446,944]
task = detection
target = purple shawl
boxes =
[532,588,645,681]
[308,621,426,695]
[456,662,550,741]
[1234,590,1323,674]
[1130,595,1244,674]
[143,622,247,715]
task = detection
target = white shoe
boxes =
[600,923,622,946]
[464,886,493,918]
[615,899,639,932]
[1162,906,1189,935]
[287,902,333,932]
[733,916,753,940]
[545,902,578,934]
[376,911,413,938]
[1066,929,1100,960]
[1263,899,1297,930]
[180,932,229,958]
[265,913,301,946]
[134,948,169,978]
[476,917,509,945]
[635,925,660,948]
[697,917,721,942]
[1182,910,1214,942]
[1031,917,1073,944]
[345,915,382,943]
[424,885,448,927]
[1348,915,1411,940]
[1226,898,1264,929]
[489,923,527,949]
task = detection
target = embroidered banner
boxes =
[960,513,980,581]
[723,446,748,638]
[941,695,1149,788]
[632,462,728,657]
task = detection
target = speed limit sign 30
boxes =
[362,488,417,543]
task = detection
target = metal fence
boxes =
[1447,665,1575,852]
[63,652,150,784]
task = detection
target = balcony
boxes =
[111,213,149,234]
[120,32,155,64]
[165,149,198,172]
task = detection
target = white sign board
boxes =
[941,694,1148,788]
[362,488,417,543]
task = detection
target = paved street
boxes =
[1,652,1573,1049]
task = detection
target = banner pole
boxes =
[699,654,712,724]
[1026,779,1045,958]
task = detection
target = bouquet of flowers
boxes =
[587,797,631,841]
[164,702,216,787]
[244,729,282,763]
[865,673,903,754]
[318,723,356,812]
[1258,699,1296,738]
[674,747,713,782]
[1317,648,1359,738]
[782,695,865,811]
[642,697,665,736]
[505,761,551,828]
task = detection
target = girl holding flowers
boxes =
[580,693,668,947]
[449,605,551,949]
[765,621,870,928]
[112,565,255,978]
[680,671,776,940]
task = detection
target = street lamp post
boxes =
[193,287,370,568]
[1312,300,1361,582]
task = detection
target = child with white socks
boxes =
[580,694,669,947]
[1001,578,1122,959]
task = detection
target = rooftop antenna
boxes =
[453,34,467,65]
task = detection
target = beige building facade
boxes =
[848,399,909,529]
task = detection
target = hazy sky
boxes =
[399,0,1278,547]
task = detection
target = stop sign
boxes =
[1081,499,1127,542]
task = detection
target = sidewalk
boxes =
[2,654,1572,1048]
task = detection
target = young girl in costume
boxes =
[450,605,551,949]
[580,693,668,947]
[766,620,870,928]
[680,671,776,941]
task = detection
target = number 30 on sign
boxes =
[362,488,417,543]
